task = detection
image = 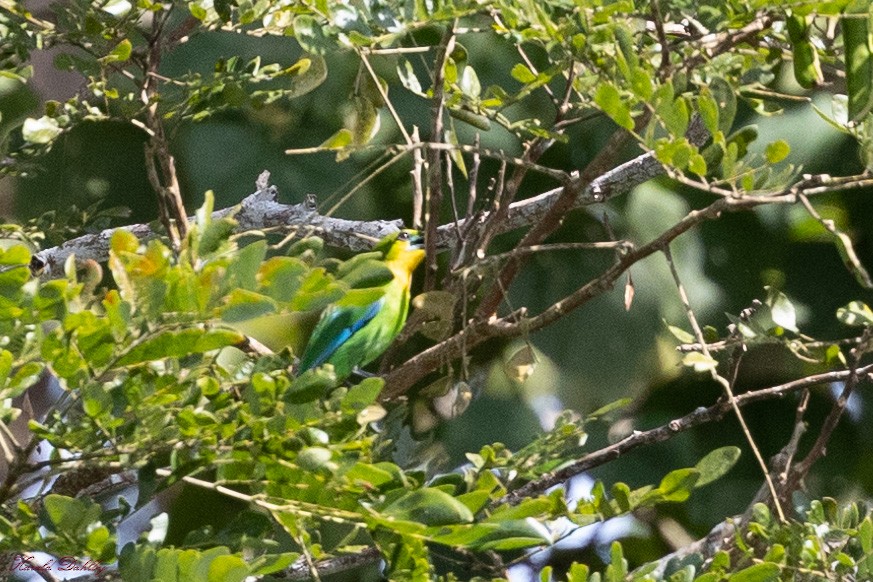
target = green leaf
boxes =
[350,96,380,148]
[837,300,873,326]
[709,77,737,134]
[341,377,383,411]
[787,14,823,89]
[225,240,268,290]
[83,383,112,418]
[511,63,537,84]
[765,287,798,332]
[43,495,101,533]
[320,128,353,150]
[612,482,631,512]
[682,351,717,373]
[697,90,720,136]
[834,229,873,289]
[207,555,249,582]
[655,468,699,502]
[567,562,590,582]
[630,69,653,100]
[397,58,423,95]
[428,519,551,551]
[345,462,399,490]
[860,517,873,553]
[282,53,328,99]
[694,446,741,487]
[587,398,632,420]
[336,251,385,281]
[658,94,689,137]
[654,137,693,167]
[730,562,780,582]
[445,120,469,177]
[605,541,627,581]
[0,349,12,387]
[812,94,851,134]
[381,488,474,526]
[104,39,132,63]
[843,8,873,121]
[249,553,300,576]
[9,362,44,393]
[487,497,554,522]
[221,289,277,322]
[455,490,490,514]
[116,328,244,366]
[257,257,309,302]
[288,268,344,311]
[287,367,336,403]
[595,83,633,130]
[189,2,208,20]
[688,153,707,176]
[297,447,333,471]
[459,66,481,98]
[293,14,330,54]
[765,140,790,164]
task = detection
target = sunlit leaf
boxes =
[837,300,873,326]
[22,116,62,144]
[765,140,790,164]
[682,351,717,373]
[595,83,634,130]
[504,344,537,383]
[511,63,537,84]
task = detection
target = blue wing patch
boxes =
[299,297,385,371]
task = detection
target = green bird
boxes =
[297,230,425,379]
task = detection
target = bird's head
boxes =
[376,229,425,273]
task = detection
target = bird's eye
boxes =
[398,231,410,241]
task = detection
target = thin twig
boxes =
[382,193,735,399]
[797,193,872,287]
[497,364,873,506]
[324,151,408,217]
[662,244,786,522]
[286,141,569,183]
[676,336,862,353]
[651,0,672,81]
[780,329,873,501]
[357,51,413,147]
[472,119,638,319]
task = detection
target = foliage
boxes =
[0,203,738,579]
[538,499,873,582]
[3,0,873,580]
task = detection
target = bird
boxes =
[297,229,425,380]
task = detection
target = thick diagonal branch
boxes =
[32,143,675,278]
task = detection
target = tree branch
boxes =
[31,139,678,279]
[424,24,456,290]
[381,194,738,399]
[31,173,404,278]
[497,364,873,506]
[141,10,188,248]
